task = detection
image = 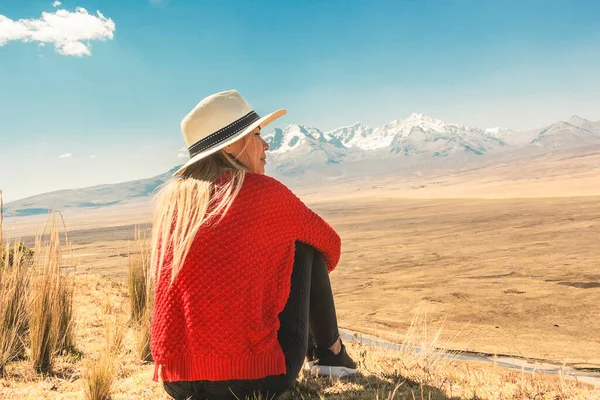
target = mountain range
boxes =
[4,113,600,217]
[262,113,600,175]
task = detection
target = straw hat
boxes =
[173,90,286,176]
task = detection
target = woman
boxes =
[150,90,356,400]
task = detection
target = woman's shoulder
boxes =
[243,173,300,202]
[244,173,289,191]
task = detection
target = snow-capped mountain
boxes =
[383,113,507,157]
[268,113,510,158]
[265,113,600,161]
[259,113,516,175]
[263,125,351,175]
[260,113,600,176]
[324,113,496,152]
[264,124,344,154]
[326,122,374,149]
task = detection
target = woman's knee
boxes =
[294,241,315,262]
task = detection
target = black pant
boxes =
[163,241,340,400]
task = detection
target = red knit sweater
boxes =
[150,173,341,382]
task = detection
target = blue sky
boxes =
[1,0,599,202]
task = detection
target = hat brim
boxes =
[172,108,287,177]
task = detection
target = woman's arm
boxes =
[261,175,341,273]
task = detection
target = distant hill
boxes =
[530,120,600,150]
[3,166,180,218]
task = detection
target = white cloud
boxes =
[53,1,62,7]
[91,155,96,159]
[59,153,72,158]
[0,7,115,57]
[177,152,188,159]
[178,146,187,152]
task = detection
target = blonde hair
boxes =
[150,144,252,285]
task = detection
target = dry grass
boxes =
[127,228,151,324]
[0,241,31,376]
[58,270,77,353]
[126,227,154,362]
[0,273,599,399]
[29,212,76,373]
[84,297,126,400]
[84,353,115,400]
[135,306,153,363]
[0,192,32,376]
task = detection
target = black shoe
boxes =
[310,340,357,377]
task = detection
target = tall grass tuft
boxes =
[84,294,126,400]
[127,227,151,323]
[29,211,76,373]
[136,305,153,362]
[399,304,451,375]
[84,353,115,400]
[57,224,76,353]
[57,271,76,352]
[0,191,32,376]
[103,296,127,355]
[127,227,154,362]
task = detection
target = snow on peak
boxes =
[265,113,519,157]
[264,124,321,153]
[263,123,348,155]
[406,112,434,122]
[485,126,517,136]
[401,113,449,132]
[485,127,502,134]
[367,113,460,151]
[482,126,530,145]
[326,122,372,148]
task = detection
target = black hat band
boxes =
[188,111,261,158]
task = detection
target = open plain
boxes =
[5,147,600,373]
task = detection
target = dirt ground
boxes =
[5,148,600,372]
[323,195,600,369]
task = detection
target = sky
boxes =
[1,0,600,202]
